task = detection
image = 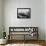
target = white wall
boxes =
[0,0,2,27]
[45,0,46,40]
[0,0,3,38]
[3,0,45,40]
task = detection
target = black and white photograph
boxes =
[17,8,31,18]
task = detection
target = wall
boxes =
[0,0,3,38]
[3,0,45,40]
[45,0,46,40]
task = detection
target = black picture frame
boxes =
[17,8,31,19]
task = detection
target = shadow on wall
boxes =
[0,31,3,39]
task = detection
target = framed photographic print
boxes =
[17,8,31,19]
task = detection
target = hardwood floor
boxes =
[9,40,46,46]
[0,44,42,46]
[0,40,46,46]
